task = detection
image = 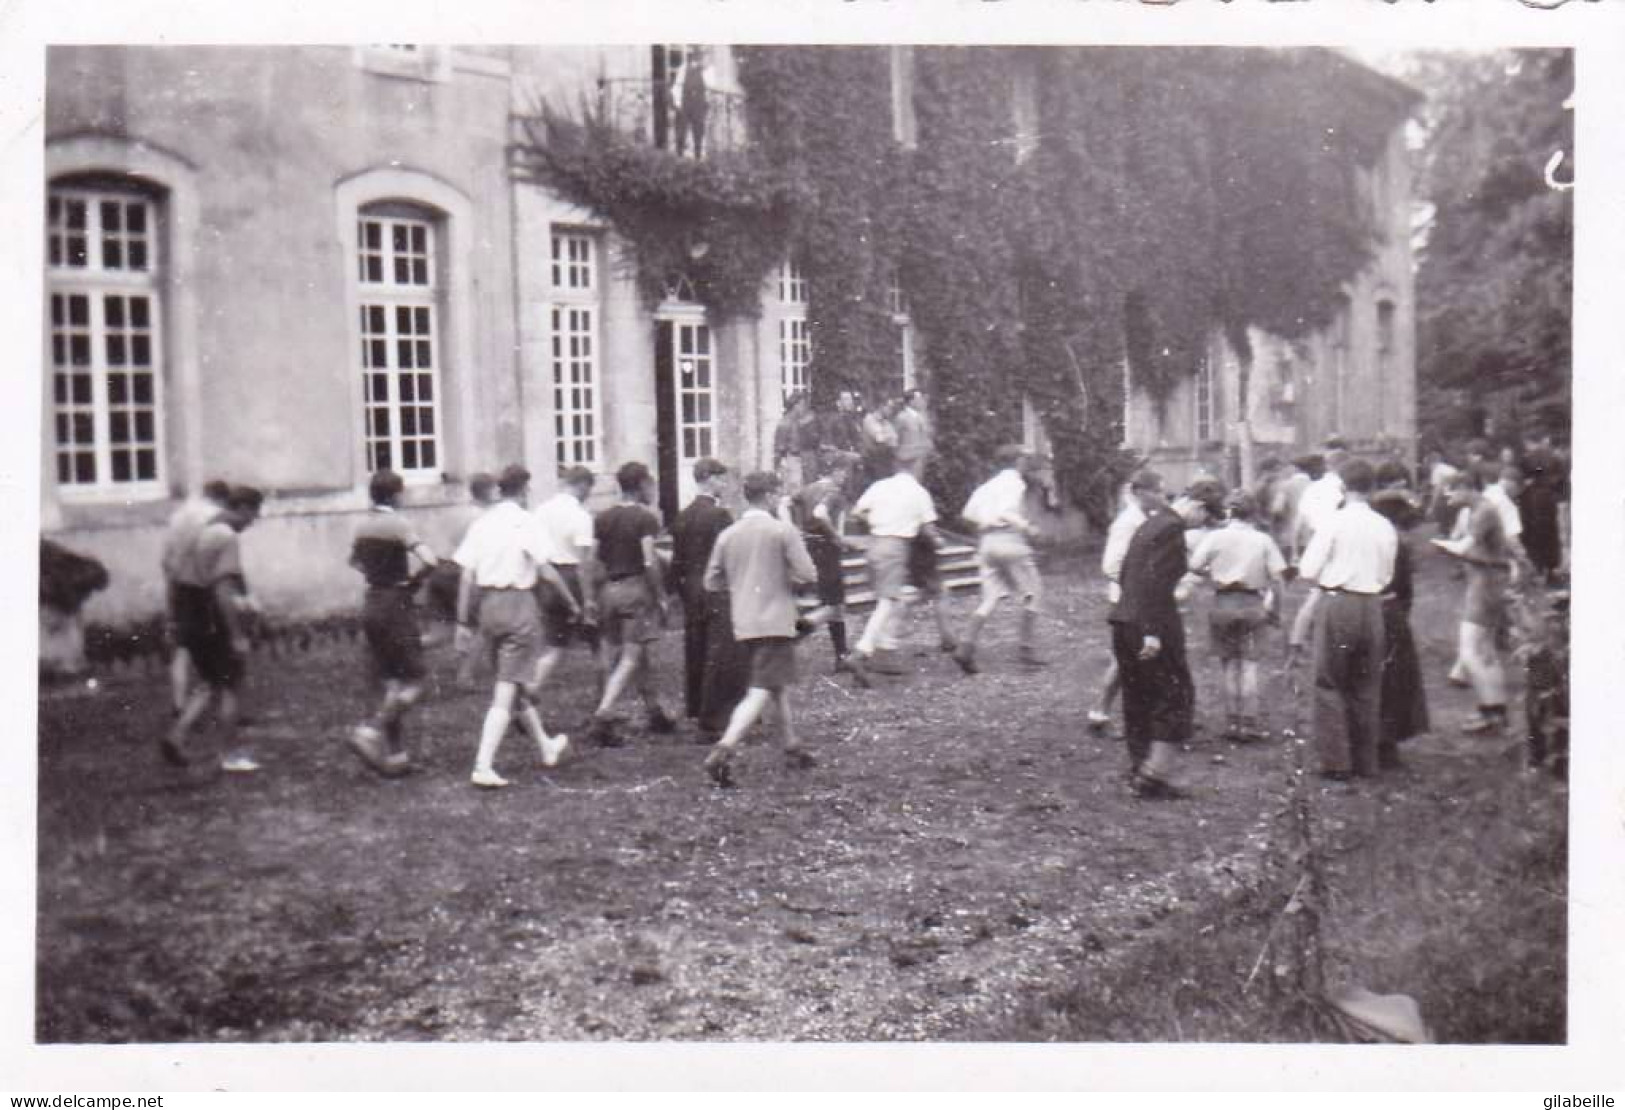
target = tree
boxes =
[1409,49,1573,448]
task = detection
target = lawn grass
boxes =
[35,540,1566,1043]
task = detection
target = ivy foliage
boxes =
[512,47,1411,523]
[512,102,806,318]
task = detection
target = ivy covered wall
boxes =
[514,46,1415,525]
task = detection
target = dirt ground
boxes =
[35,544,1565,1042]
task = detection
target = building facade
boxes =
[42,45,1416,624]
[1125,112,1419,489]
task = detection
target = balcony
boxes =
[596,77,747,160]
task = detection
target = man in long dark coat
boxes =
[1108,469,1194,798]
[669,458,749,742]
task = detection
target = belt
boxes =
[606,572,644,583]
[1322,586,1378,597]
[479,584,534,592]
[1216,585,1262,595]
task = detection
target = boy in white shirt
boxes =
[845,447,941,688]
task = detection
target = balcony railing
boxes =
[596,77,747,160]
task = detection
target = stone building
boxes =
[41,45,1415,624]
[1123,66,1420,489]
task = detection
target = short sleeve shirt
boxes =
[161,498,221,582]
[1190,522,1287,591]
[853,473,936,538]
[189,522,244,589]
[453,500,553,589]
[595,504,661,579]
[1467,499,1510,564]
[351,508,422,588]
[534,492,595,565]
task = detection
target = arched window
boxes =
[46,175,167,494]
[354,201,445,475]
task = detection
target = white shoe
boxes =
[540,732,570,769]
[471,768,510,789]
[220,755,261,773]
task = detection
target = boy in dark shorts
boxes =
[348,469,440,777]
[587,461,677,745]
[700,471,819,787]
[161,479,230,714]
[162,485,265,774]
[790,449,859,670]
[454,465,577,788]
[531,464,604,699]
[1188,490,1287,741]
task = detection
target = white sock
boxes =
[475,707,510,773]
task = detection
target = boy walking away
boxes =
[954,445,1047,674]
[845,446,942,688]
[1371,490,1430,770]
[453,465,576,789]
[670,458,749,742]
[162,486,265,774]
[1109,470,1194,799]
[700,471,819,787]
[1188,490,1288,742]
[790,448,860,671]
[587,461,678,746]
[348,469,440,777]
[1299,459,1397,780]
[531,465,604,701]
[161,479,231,715]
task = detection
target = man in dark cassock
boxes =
[1108,469,1194,799]
[669,457,749,743]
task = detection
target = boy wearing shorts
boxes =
[162,485,265,774]
[454,465,576,788]
[531,464,604,698]
[1190,490,1288,741]
[700,471,820,787]
[790,449,859,670]
[846,447,943,688]
[954,445,1047,673]
[587,461,677,745]
[348,469,440,776]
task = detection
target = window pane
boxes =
[55,413,68,442]
[400,376,415,402]
[72,375,92,405]
[130,297,150,328]
[410,225,426,253]
[418,377,433,402]
[416,340,431,367]
[73,413,94,443]
[108,373,128,403]
[49,239,61,267]
[397,340,415,369]
[67,236,87,267]
[66,200,86,231]
[132,336,151,366]
[366,256,383,283]
[400,408,417,435]
[68,295,89,326]
[412,258,427,285]
[74,453,96,483]
[133,375,153,405]
[414,307,430,333]
[103,238,123,269]
[420,441,435,469]
[52,337,65,366]
[402,441,418,470]
[112,452,132,483]
[105,296,125,328]
[419,407,434,434]
[128,241,148,271]
[137,450,157,480]
[135,411,155,442]
[101,201,122,232]
[107,336,127,366]
[396,305,412,332]
[70,336,91,366]
[110,412,130,444]
[394,257,410,284]
[126,203,146,233]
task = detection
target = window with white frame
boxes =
[888,270,916,390]
[550,229,601,467]
[46,183,165,493]
[356,206,442,475]
[1194,351,1216,443]
[777,258,810,402]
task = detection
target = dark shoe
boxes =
[587,714,623,748]
[938,635,959,655]
[645,706,678,735]
[704,747,737,788]
[784,746,818,771]
[1130,772,1183,800]
[793,617,818,640]
[847,653,874,689]
[952,645,979,675]
[1086,710,1112,734]
[158,735,190,767]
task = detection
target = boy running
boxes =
[953,445,1047,673]
[347,469,440,777]
[700,471,820,787]
[453,465,575,788]
[845,446,942,687]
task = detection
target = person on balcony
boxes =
[674,46,712,159]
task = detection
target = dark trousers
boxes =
[1110,619,1193,769]
[683,590,749,733]
[1312,591,1386,776]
